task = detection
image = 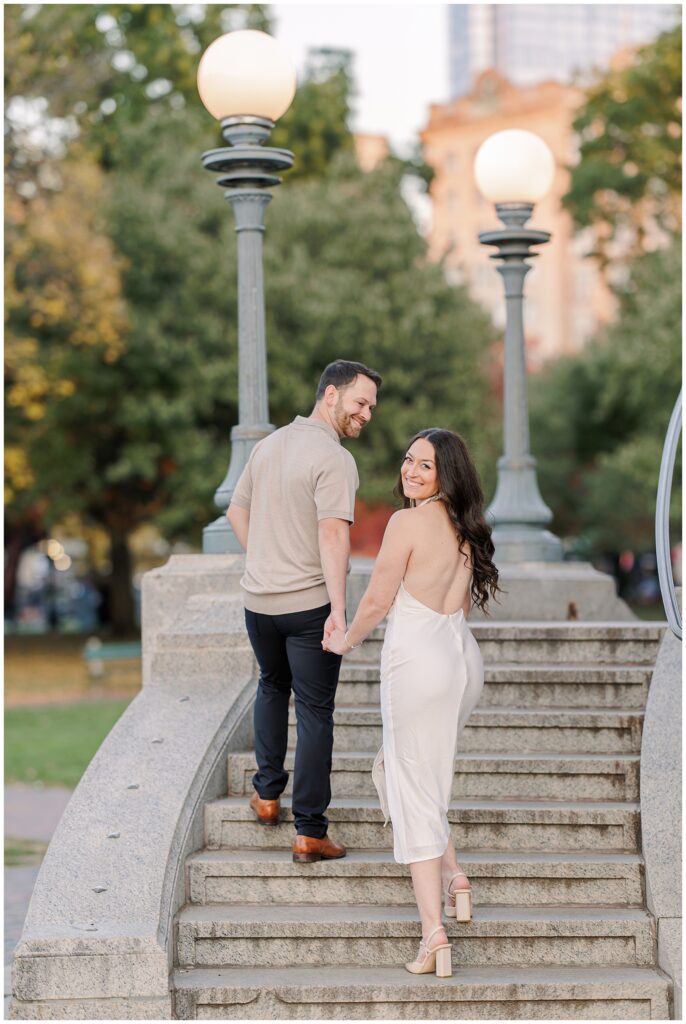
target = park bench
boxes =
[82,638,142,680]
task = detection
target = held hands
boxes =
[322,627,351,656]
[323,609,346,643]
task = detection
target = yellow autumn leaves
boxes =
[5,158,130,498]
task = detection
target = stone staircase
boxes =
[172,621,673,1019]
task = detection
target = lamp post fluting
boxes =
[475,130,563,562]
[197,31,296,553]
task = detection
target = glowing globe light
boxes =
[474,129,555,204]
[197,30,296,122]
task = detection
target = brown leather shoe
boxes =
[249,791,280,827]
[292,834,347,863]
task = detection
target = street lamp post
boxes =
[474,129,563,563]
[197,30,296,553]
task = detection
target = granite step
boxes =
[187,848,644,908]
[335,662,653,708]
[175,903,656,970]
[205,797,641,853]
[296,706,644,754]
[227,751,641,802]
[172,964,671,1020]
[342,623,663,668]
[151,623,663,688]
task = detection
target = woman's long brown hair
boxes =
[394,428,500,613]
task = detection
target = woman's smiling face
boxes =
[401,437,438,502]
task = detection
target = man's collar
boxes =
[292,414,341,443]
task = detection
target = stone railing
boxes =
[655,391,682,639]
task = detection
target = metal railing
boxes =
[655,390,682,639]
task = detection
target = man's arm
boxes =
[318,517,351,636]
[227,502,250,551]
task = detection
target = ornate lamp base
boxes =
[490,524,564,564]
[202,515,243,555]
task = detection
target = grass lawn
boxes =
[5,837,48,866]
[5,699,132,788]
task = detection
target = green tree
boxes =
[261,153,499,502]
[4,4,270,172]
[5,6,354,182]
[530,235,681,554]
[4,152,131,620]
[4,5,355,628]
[563,25,681,265]
[271,47,355,182]
[5,111,243,633]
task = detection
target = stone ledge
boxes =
[9,995,172,1020]
[470,561,635,621]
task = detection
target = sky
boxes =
[270,4,448,155]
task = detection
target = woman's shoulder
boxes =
[385,507,414,532]
[381,508,418,543]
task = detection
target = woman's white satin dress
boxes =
[372,580,484,864]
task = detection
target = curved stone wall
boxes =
[11,555,255,1020]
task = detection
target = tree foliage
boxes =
[530,236,681,553]
[271,47,355,182]
[5,153,129,507]
[563,25,681,263]
[3,2,359,629]
[262,153,499,502]
[4,5,355,183]
[4,3,270,172]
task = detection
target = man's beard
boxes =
[333,401,362,437]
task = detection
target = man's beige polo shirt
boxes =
[231,415,359,614]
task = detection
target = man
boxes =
[228,360,382,863]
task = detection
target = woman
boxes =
[323,428,499,977]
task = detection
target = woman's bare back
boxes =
[401,501,472,615]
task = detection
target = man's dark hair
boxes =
[316,360,382,401]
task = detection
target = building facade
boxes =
[449,4,680,98]
[421,72,616,365]
[353,132,390,173]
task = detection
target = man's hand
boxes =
[323,608,347,642]
[322,627,350,656]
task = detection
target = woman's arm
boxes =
[324,511,413,653]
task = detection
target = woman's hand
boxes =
[322,627,350,655]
